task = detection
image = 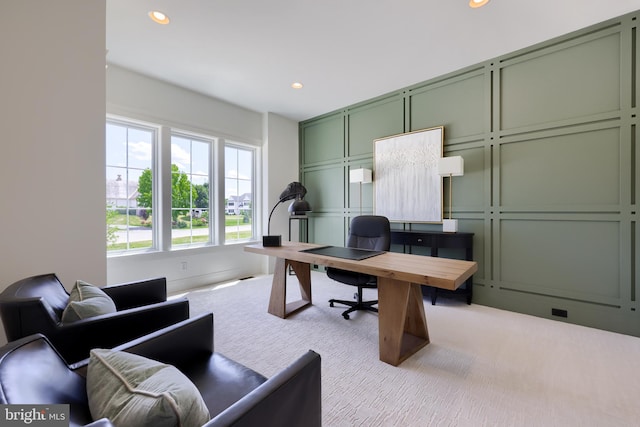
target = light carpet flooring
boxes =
[180,271,640,427]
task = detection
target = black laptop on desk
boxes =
[299,245,385,261]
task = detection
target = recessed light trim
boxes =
[469,0,490,8]
[291,82,304,89]
[149,10,170,25]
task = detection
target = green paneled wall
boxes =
[410,71,486,138]
[348,95,405,157]
[299,10,640,336]
[499,31,621,129]
[302,113,344,164]
[499,128,621,207]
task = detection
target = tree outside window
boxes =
[171,135,210,246]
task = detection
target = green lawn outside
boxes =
[107,212,253,251]
[108,213,251,228]
[107,229,253,251]
[224,214,252,226]
[108,212,146,226]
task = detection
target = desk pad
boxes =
[299,245,385,261]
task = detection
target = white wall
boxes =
[262,113,302,273]
[106,66,299,292]
[0,2,298,350]
[0,2,106,290]
[106,66,263,145]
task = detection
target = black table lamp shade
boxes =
[289,198,311,215]
[264,182,311,246]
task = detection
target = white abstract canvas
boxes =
[374,127,443,223]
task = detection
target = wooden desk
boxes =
[391,230,474,305]
[244,242,477,366]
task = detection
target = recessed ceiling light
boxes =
[291,82,304,89]
[469,0,490,8]
[149,10,170,25]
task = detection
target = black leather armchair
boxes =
[0,273,190,364]
[0,313,322,427]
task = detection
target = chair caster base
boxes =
[328,297,378,320]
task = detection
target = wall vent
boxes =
[551,308,568,318]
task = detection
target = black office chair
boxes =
[327,215,391,319]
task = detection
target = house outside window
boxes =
[225,144,255,242]
[106,120,155,251]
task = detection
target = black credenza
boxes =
[390,230,474,305]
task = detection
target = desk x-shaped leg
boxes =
[268,258,312,318]
[377,277,430,366]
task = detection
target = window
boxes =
[107,117,259,252]
[106,120,155,251]
[225,144,255,242]
[171,134,211,246]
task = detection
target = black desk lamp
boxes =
[263,182,311,246]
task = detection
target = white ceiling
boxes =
[106,0,640,122]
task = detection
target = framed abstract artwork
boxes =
[373,126,444,223]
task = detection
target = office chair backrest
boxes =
[347,215,391,252]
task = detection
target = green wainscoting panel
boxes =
[499,219,620,303]
[309,215,346,246]
[301,113,344,164]
[446,145,485,212]
[499,127,621,208]
[348,96,404,157]
[482,287,639,336]
[500,31,621,131]
[441,218,485,282]
[461,219,485,285]
[299,10,640,337]
[409,71,486,138]
[303,166,345,212]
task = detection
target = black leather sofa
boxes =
[0,273,190,364]
[0,313,321,427]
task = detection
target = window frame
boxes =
[224,141,257,244]
[106,117,158,254]
[169,131,215,248]
[106,116,261,257]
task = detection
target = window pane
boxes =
[225,144,254,242]
[171,136,191,171]
[171,135,211,246]
[106,125,126,166]
[238,149,253,180]
[127,128,153,170]
[192,141,209,175]
[106,121,154,252]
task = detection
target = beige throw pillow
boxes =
[61,280,117,323]
[87,349,210,427]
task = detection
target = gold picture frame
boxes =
[373,126,444,223]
